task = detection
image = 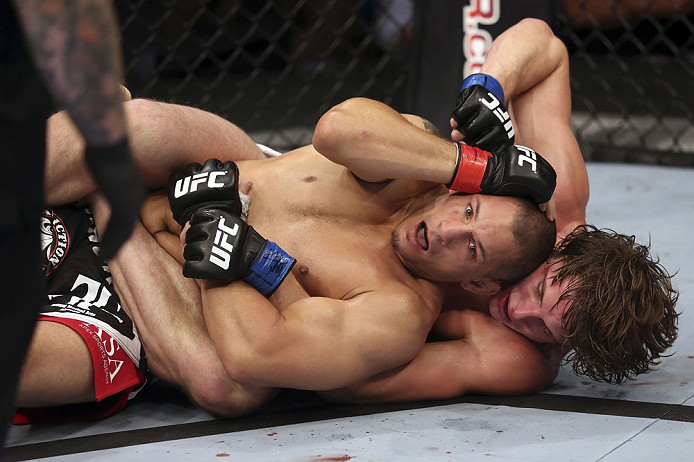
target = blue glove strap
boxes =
[461,74,505,104]
[243,240,297,297]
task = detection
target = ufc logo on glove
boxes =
[210,217,240,270]
[172,171,228,198]
[480,91,514,140]
[515,145,538,173]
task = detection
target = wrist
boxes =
[446,143,492,193]
[462,74,505,104]
[243,240,297,297]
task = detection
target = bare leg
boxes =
[44,98,266,207]
[15,322,93,407]
[89,192,276,416]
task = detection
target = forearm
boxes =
[200,280,424,390]
[481,19,589,226]
[13,0,127,146]
[479,18,566,103]
[200,280,311,387]
[320,341,467,404]
[313,97,457,184]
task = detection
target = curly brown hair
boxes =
[552,225,679,384]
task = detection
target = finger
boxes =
[180,221,191,251]
[450,117,458,129]
[539,196,557,222]
[548,199,557,222]
[451,130,464,142]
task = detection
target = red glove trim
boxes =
[448,143,492,193]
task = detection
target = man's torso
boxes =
[237,146,444,305]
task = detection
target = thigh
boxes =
[44,99,267,206]
[90,193,273,415]
[16,320,93,407]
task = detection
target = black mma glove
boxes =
[451,74,515,153]
[167,158,242,227]
[84,138,146,260]
[184,208,296,297]
[447,143,556,204]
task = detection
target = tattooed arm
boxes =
[11,0,127,144]
[402,115,444,138]
[11,0,145,259]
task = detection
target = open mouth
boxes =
[499,293,510,323]
[416,221,429,251]
[504,294,511,323]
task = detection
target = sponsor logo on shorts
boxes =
[77,322,125,384]
[40,210,70,276]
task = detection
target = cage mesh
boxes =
[557,0,694,165]
[116,0,414,150]
[116,0,694,164]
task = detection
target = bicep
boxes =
[284,291,427,388]
[224,288,428,391]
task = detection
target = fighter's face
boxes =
[488,259,570,344]
[391,193,518,283]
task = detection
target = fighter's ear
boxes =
[460,278,501,295]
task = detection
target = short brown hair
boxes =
[554,225,679,383]
[490,197,556,283]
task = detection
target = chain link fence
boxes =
[115,0,694,164]
[116,0,414,151]
[558,0,694,165]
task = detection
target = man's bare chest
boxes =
[240,157,407,298]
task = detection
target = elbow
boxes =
[216,344,262,384]
[517,18,568,65]
[313,98,368,160]
[516,18,554,42]
[217,339,279,386]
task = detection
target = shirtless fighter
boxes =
[15,41,556,427]
[15,19,676,423]
[156,18,676,407]
[323,18,679,403]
